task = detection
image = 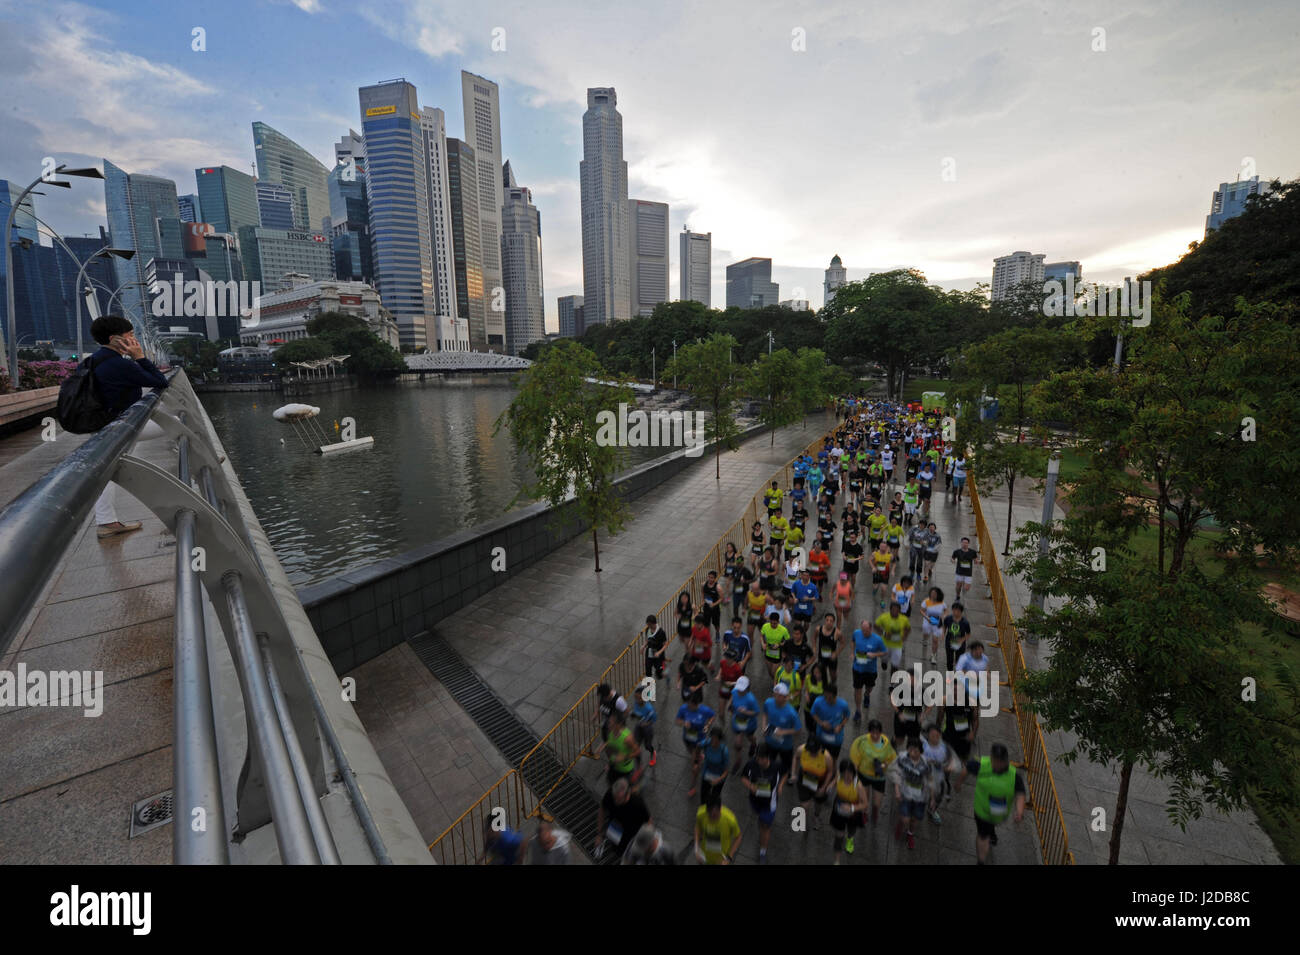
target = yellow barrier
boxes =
[428,414,844,861]
[969,481,1075,865]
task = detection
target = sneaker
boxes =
[907,832,916,850]
[845,836,855,854]
[649,752,657,767]
[97,520,142,539]
[930,809,942,825]
[853,710,862,723]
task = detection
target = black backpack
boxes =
[57,354,120,434]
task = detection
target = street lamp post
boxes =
[651,346,655,389]
[74,247,136,359]
[4,164,103,386]
[767,330,774,355]
[672,339,677,390]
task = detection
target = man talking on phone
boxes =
[88,315,169,539]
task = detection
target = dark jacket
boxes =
[90,346,168,415]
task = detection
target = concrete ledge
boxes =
[300,421,769,672]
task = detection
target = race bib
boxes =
[953,717,969,731]
[704,770,723,784]
[684,729,699,743]
[949,636,965,650]
[705,836,723,856]
[755,783,772,799]
[855,652,869,665]
[818,728,837,744]
[820,647,833,659]
[988,796,1008,819]
[606,821,623,844]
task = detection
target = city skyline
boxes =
[3,0,1298,333]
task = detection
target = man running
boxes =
[893,736,931,849]
[759,611,789,681]
[761,682,802,784]
[870,538,895,611]
[849,621,887,722]
[875,601,911,673]
[676,689,716,796]
[811,681,851,761]
[848,718,897,826]
[951,537,980,604]
[830,759,868,863]
[740,744,783,863]
[942,601,971,671]
[729,675,760,773]
[954,742,1025,864]
[694,795,743,865]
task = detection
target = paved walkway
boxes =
[977,478,1280,865]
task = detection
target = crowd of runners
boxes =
[486,397,1025,865]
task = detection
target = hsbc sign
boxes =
[285,231,327,243]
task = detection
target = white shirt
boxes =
[955,652,988,674]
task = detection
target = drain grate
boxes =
[407,631,613,863]
[130,790,174,837]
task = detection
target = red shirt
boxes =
[719,659,744,695]
[691,627,712,661]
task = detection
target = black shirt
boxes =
[601,791,652,854]
[702,581,721,608]
[953,548,978,575]
[941,615,971,649]
[842,540,864,569]
[645,627,668,659]
[743,759,782,805]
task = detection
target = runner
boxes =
[791,568,820,631]
[622,823,676,865]
[688,612,713,673]
[729,675,760,773]
[800,660,825,735]
[807,537,831,591]
[631,681,658,769]
[644,614,669,681]
[785,516,805,559]
[745,578,767,640]
[849,621,887,722]
[701,570,723,639]
[757,547,780,595]
[954,743,1026,864]
[952,454,969,504]
[694,795,743,865]
[951,537,980,603]
[717,648,744,720]
[940,675,979,763]
[814,611,842,681]
[955,639,989,678]
[741,744,783,863]
[759,612,789,681]
[730,550,754,621]
[811,681,850,761]
[750,520,766,558]
[867,503,887,552]
[674,591,694,646]
[890,668,928,755]
[922,522,942,584]
[604,708,642,786]
[782,549,801,600]
[892,736,930,849]
[596,682,625,740]
[907,521,929,580]
[942,601,970,671]
[917,460,935,522]
[902,476,919,527]
[832,569,855,630]
[761,682,802,784]
[677,654,709,705]
[880,444,895,487]
[841,528,864,586]
[848,718,897,825]
[922,587,948,666]
[922,723,955,824]
[892,574,916,619]
[769,509,789,554]
[870,538,894,611]
[699,726,731,807]
[773,647,805,711]
[887,490,905,529]
[595,778,651,860]
[830,759,868,863]
[675,689,716,797]
[875,600,911,672]
[722,616,752,673]
[793,735,834,830]
[763,480,783,518]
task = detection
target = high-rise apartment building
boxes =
[103,159,181,326]
[500,184,545,356]
[580,87,630,325]
[824,254,847,306]
[446,137,486,351]
[256,181,296,230]
[252,121,331,233]
[627,199,668,317]
[359,78,435,350]
[679,229,711,307]
[419,106,460,333]
[462,71,507,349]
[557,294,583,338]
[725,257,779,309]
[991,251,1046,301]
[1205,175,1271,235]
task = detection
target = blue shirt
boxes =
[488,828,523,865]
[790,487,807,504]
[632,698,657,724]
[811,696,851,747]
[762,698,801,751]
[851,629,886,673]
[677,703,715,746]
[702,743,731,780]
[722,629,751,661]
[89,347,168,415]
[730,691,759,734]
[791,581,820,617]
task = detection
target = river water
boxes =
[201,379,673,586]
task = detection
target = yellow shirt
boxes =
[786,526,805,549]
[868,514,888,536]
[849,734,897,778]
[875,612,909,648]
[695,806,741,863]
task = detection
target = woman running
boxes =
[921,587,947,666]
[830,758,868,863]
[815,612,841,681]
[833,571,854,629]
[794,735,834,830]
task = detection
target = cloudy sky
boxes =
[2,0,1297,329]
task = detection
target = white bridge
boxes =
[404,351,533,373]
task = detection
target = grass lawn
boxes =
[902,377,949,404]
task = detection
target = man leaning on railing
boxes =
[85,315,169,540]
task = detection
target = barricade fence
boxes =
[969,481,1075,865]
[429,414,842,861]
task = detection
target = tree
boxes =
[272,337,332,365]
[494,340,635,572]
[664,333,743,479]
[793,347,846,427]
[746,348,802,447]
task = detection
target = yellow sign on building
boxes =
[365,105,396,116]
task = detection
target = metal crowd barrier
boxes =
[428,414,843,861]
[0,370,387,864]
[969,481,1075,865]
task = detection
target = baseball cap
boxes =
[774,682,789,696]
[614,697,629,713]
[735,675,750,693]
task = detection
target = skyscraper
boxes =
[177,193,202,224]
[360,78,435,350]
[327,162,372,283]
[725,257,779,309]
[500,184,545,355]
[335,129,365,171]
[446,138,485,351]
[627,199,668,317]
[823,254,847,306]
[103,159,181,327]
[58,229,116,343]
[580,87,630,326]
[252,121,331,233]
[991,251,1045,301]
[462,71,507,350]
[195,165,260,236]
[256,181,296,230]
[679,229,711,307]
[1205,175,1271,235]
[419,106,460,329]
[557,294,583,338]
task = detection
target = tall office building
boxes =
[462,71,507,349]
[419,106,460,331]
[1205,175,1271,235]
[103,159,181,327]
[679,229,711,306]
[58,229,116,343]
[177,193,202,224]
[0,180,38,339]
[446,138,486,351]
[557,294,583,338]
[627,199,668,317]
[359,78,435,350]
[500,184,545,356]
[335,129,366,170]
[725,257,779,309]
[991,250,1045,301]
[194,165,259,236]
[252,121,331,233]
[256,181,296,230]
[824,254,847,306]
[237,227,332,288]
[580,87,630,325]
[327,162,372,283]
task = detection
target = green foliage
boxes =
[664,332,743,478]
[746,348,803,446]
[271,311,404,378]
[272,337,333,365]
[169,337,223,373]
[493,339,634,570]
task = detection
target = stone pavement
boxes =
[976,478,1280,865]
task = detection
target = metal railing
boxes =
[969,481,1075,865]
[0,370,390,864]
[428,413,843,861]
